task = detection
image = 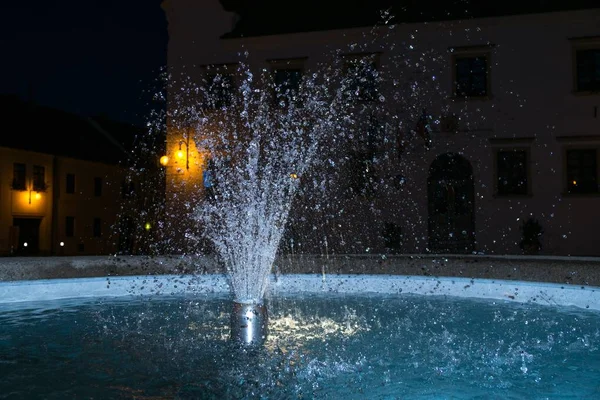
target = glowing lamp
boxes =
[177,140,189,170]
[34,192,41,200]
[572,180,577,185]
[60,242,65,247]
[145,222,152,231]
[23,242,28,247]
[160,155,169,166]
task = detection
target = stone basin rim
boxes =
[0,274,598,311]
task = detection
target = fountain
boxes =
[164,53,374,344]
[1,274,599,397]
[160,9,448,344]
[1,4,600,398]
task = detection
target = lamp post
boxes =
[177,128,191,170]
[27,178,41,204]
[159,129,191,170]
[177,140,189,170]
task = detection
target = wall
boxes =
[0,148,54,254]
[164,2,600,255]
[54,157,125,255]
[0,147,128,256]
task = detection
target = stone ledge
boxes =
[0,255,222,281]
[0,254,598,287]
[274,254,600,286]
[1,274,598,311]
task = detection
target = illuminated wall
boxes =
[0,148,53,254]
[161,126,209,251]
[0,147,127,256]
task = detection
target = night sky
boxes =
[0,0,167,126]
[2,0,592,128]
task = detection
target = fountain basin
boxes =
[1,274,599,398]
[1,274,598,310]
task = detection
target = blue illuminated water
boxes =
[1,292,599,399]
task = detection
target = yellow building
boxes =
[0,96,163,256]
[0,148,126,255]
[0,148,53,255]
[159,129,206,252]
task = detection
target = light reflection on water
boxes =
[0,293,599,399]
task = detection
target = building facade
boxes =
[0,97,165,256]
[162,1,600,256]
[0,148,125,255]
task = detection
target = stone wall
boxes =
[0,254,598,287]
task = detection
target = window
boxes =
[65,216,75,237]
[12,163,26,190]
[269,58,306,107]
[121,180,135,198]
[33,165,46,191]
[66,174,75,194]
[453,54,489,97]
[94,177,102,197]
[497,150,529,195]
[273,68,302,106]
[343,54,379,101]
[566,149,597,194]
[571,37,600,93]
[205,72,234,108]
[93,218,102,237]
[575,48,600,92]
[348,150,376,197]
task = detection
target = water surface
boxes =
[1,293,599,399]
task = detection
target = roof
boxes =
[221,0,600,38]
[0,95,142,165]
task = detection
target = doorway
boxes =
[427,153,475,253]
[12,218,42,255]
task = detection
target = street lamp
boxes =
[159,130,190,170]
[27,178,42,204]
[174,128,192,170]
[179,131,190,170]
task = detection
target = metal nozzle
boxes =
[230,302,268,346]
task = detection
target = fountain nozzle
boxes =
[230,302,268,346]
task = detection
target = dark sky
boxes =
[0,0,167,126]
[2,0,594,128]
